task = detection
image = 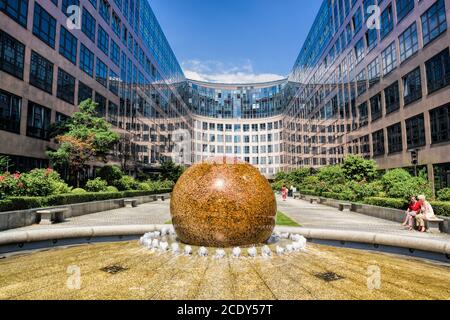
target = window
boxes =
[97,25,109,55]
[0,30,25,79]
[109,69,119,96]
[405,114,426,149]
[380,4,394,39]
[99,0,110,23]
[27,101,51,140]
[421,0,447,46]
[57,68,75,104]
[357,70,367,96]
[372,129,385,156]
[112,11,121,37]
[352,6,362,33]
[382,41,397,75]
[95,58,107,87]
[354,38,365,63]
[108,101,118,126]
[399,23,418,63]
[385,81,400,114]
[0,0,28,27]
[365,28,377,52]
[33,3,56,48]
[0,88,21,134]
[396,0,414,22]
[78,81,93,104]
[430,103,450,144]
[30,51,54,94]
[94,92,106,116]
[82,7,96,43]
[360,135,370,154]
[59,27,77,65]
[367,58,380,86]
[425,48,450,94]
[403,67,422,105]
[387,123,403,154]
[370,93,382,122]
[62,0,79,16]
[110,39,120,66]
[359,102,369,127]
[79,44,94,77]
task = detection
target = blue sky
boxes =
[149,0,323,83]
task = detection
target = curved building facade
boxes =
[1,0,450,188]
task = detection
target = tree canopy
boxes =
[47,99,119,186]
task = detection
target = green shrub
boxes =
[437,188,450,201]
[97,165,123,185]
[342,155,378,182]
[317,165,346,186]
[138,182,151,191]
[430,201,450,217]
[0,199,14,212]
[363,197,408,210]
[381,169,412,190]
[321,192,343,200]
[2,197,45,211]
[106,186,119,193]
[23,169,70,197]
[114,176,139,191]
[85,178,108,192]
[72,188,87,194]
[46,192,124,206]
[387,177,433,200]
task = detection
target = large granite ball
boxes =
[170,161,276,247]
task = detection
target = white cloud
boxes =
[182,59,285,84]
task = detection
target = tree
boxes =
[0,156,12,172]
[159,161,185,183]
[47,99,119,186]
[342,155,378,182]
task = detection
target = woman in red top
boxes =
[402,196,421,231]
[281,185,288,201]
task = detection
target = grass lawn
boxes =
[276,211,301,227]
[165,211,301,227]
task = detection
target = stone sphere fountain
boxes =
[170,158,276,247]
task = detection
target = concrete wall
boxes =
[307,195,450,234]
[0,193,170,231]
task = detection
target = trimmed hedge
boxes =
[322,192,345,200]
[299,189,318,196]
[430,201,450,217]
[363,197,408,210]
[0,189,172,212]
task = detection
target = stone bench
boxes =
[310,198,318,204]
[124,199,138,208]
[339,203,352,212]
[152,195,166,202]
[36,208,69,225]
[425,217,444,234]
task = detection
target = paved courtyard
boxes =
[3,196,450,242]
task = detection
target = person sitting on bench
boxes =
[402,196,421,231]
[415,195,436,233]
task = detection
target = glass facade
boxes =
[0,0,449,181]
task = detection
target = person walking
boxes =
[282,185,288,201]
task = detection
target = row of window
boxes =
[0,28,119,105]
[359,47,450,124]
[195,121,284,132]
[370,102,450,156]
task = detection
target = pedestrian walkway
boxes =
[2,197,450,242]
[278,196,450,241]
